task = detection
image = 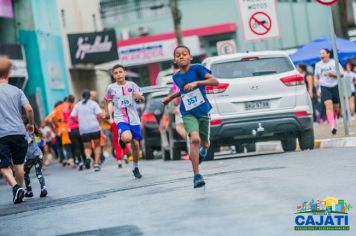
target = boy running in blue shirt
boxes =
[162,45,219,188]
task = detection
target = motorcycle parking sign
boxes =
[237,0,280,41]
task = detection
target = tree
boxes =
[169,0,183,45]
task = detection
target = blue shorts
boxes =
[118,123,142,141]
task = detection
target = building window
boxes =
[100,0,169,23]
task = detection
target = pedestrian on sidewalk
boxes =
[71,90,103,172]
[23,117,48,198]
[314,48,344,135]
[103,64,145,179]
[161,45,219,188]
[0,56,34,204]
[344,63,356,118]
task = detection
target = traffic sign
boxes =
[217,40,237,55]
[249,12,272,36]
[237,0,280,41]
[316,0,337,5]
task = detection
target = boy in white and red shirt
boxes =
[104,64,145,178]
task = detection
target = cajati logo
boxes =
[294,197,352,231]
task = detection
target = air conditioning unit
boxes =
[137,25,149,36]
[121,29,130,40]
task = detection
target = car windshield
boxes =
[144,95,166,113]
[211,57,294,79]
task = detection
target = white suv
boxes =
[203,51,314,160]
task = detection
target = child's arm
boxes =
[162,91,181,106]
[133,92,145,103]
[184,73,219,91]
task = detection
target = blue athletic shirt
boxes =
[172,64,212,118]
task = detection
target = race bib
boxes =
[181,89,205,111]
[117,96,133,108]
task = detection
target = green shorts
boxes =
[182,114,210,141]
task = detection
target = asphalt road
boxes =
[0,147,355,236]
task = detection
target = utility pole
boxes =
[331,0,349,38]
[169,0,183,45]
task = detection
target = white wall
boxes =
[56,0,108,100]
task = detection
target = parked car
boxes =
[156,68,174,86]
[202,51,314,160]
[138,85,171,116]
[141,90,170,159]
[160,100,188,161]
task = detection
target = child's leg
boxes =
[131,140,140,164]
[24,160,34,192]
[199,115,211,152]
[182,115,201,174]
[123,146,129,156]
[189,132,200,174]
[121,131,132,144]
[34,158,46,189]
[111,123,123,160]
[130,125,143,166]
[93,139,101,165]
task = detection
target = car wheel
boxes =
[246,143,256,152]
[298,129,315,150]
[281,133,297,152]
[172,148,181,160]
[235,144,245,154]
[143,144,154,160]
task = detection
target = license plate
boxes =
[245,100,270,110]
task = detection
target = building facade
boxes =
[56,0,116,100]
[100,0,355,85]
[1,0,71,117]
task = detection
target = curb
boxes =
[256,137,356,152]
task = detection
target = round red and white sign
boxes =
[316,0,337,5]
[249,12,272,36]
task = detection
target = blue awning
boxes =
[290,36,356,66]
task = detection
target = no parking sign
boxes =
[237,0,280,41]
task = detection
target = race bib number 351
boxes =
[182,89,205,111]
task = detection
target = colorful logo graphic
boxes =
[294,197,352,231]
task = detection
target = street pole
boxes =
[169,0,183,45]
[328,6,349,135]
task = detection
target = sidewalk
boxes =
[314,119,356,148]
[257,119,356,152]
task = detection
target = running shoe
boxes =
[132,167,142,179]
[332,128,337,135]
[123,155,129,164]
[85,158,91,169]
[13,185,25,204]
[94,164,101,172]
[118,160,122,168]
[25,191,34,198]
[119,139,126,148]
[78,162,84,171]
[40,187,48,198]
[199,147,208,164]
[193,174,205,188]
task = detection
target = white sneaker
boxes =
[123,155,129,164]
[117,160,122,168]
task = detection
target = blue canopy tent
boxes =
[290,36,356,66]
